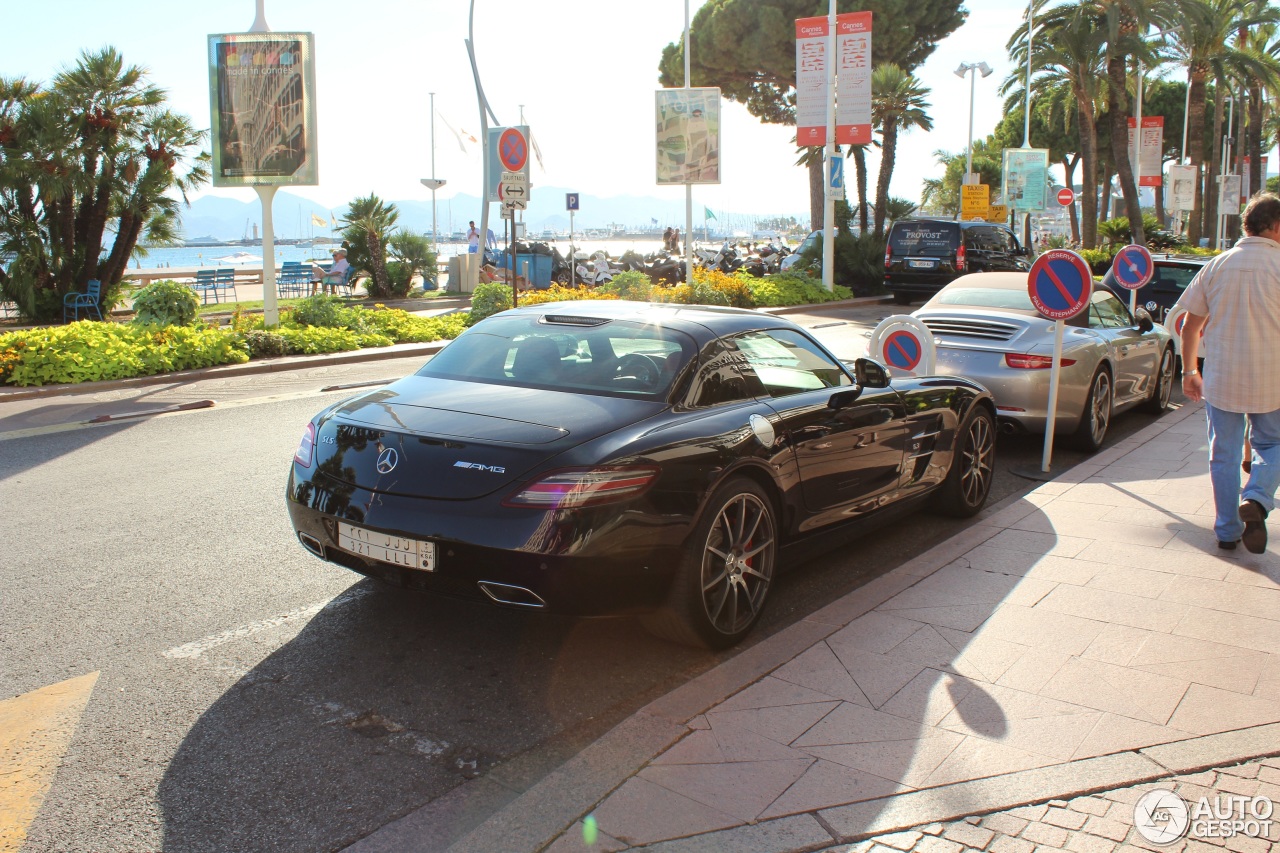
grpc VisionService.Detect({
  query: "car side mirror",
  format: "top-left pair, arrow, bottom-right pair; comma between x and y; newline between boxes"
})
828,388 -> 863,409
1134,307 -> 1154,333
1017,246 -> 1031,256
854,357 -> 891,388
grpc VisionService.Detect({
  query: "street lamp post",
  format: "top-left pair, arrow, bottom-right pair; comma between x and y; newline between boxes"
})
955,61 -> 993,182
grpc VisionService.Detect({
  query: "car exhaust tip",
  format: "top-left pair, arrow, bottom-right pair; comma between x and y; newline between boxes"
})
298,532 -> 325,559
478,581 -> 546,609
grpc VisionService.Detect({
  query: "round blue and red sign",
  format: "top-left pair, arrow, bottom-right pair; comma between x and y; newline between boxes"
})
1028,250 -> 1093,321
498,128 -> 528,172
882,330 -> 923,371
1111,244 -> 1154,290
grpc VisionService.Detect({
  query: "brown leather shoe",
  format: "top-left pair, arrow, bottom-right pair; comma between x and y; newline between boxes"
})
1218,539 -> 1240,551
1240,500 -> 1268,554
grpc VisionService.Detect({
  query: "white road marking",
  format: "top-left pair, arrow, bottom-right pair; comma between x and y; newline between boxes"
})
162,587 -> 371,659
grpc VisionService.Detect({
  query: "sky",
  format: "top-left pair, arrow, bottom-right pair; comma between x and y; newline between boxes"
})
7,1 -> 1275,229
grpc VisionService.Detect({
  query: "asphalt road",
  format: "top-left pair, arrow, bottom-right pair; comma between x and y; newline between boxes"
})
0,301 -> 1189,852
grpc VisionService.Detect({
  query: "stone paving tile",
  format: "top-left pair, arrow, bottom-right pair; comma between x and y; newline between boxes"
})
960,547 -> 1102,586
712,675 -> 844,714
1165,683 -> 1280,735
1083,566 -> 1177,601
983,529 -> 1094,558
759,759 -> 908,819
1069,713 -> 1195,760
800,731 -> 965,788
1072,541 -> 1232,581
1036,585 -> 1190,633
588,777 -> 743,847
842,757 -> 1280,853
976,604 -> 1105,657
1039,657 -> 1190,724
772,642 -> 874,707
877,564 -> 1057,612
704,700 -> 840,746
638,758 -> 814,822
1010,512 -> 1180,549
1159,576 -> 1280,622
825,644 -> 930,709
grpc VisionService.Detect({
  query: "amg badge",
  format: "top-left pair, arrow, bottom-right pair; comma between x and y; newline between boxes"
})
454,461 -> 506,473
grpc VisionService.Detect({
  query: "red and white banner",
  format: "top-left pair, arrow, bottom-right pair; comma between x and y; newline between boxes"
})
1127,116 -> 1164,187
795,16 -> 829,146
835,12 -> 872,145
795,13 -> 873,147
1242,156 -> 1268,202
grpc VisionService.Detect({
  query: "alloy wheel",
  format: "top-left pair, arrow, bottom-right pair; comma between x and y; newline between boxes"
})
960,414 -> 995,506
700,493 -> 775,637
1089,372 -> 1112,445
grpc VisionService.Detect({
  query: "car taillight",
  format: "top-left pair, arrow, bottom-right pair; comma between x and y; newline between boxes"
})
503,466 -> 660,509
884,243 -> 893,269
294,422 -> 316,467
1004,353 -> 1078,369
955,243 -> 967,271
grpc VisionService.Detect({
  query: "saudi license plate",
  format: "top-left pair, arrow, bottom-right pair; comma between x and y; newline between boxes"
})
337,522 -> 436,572
907,259 -> 937,269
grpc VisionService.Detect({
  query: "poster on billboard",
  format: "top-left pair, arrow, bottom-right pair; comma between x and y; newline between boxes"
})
1168,164 -> 1197,211
795,16 -> 829,146
835,12 -> 872,145
1127,117 -> 1164,187
655,88 -> 721,185
208,33 -> 318,187
1002,148 -> 1049,211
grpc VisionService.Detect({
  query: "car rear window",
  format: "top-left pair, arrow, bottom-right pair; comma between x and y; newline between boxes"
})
1153,264 -> 1201,291
934,287 -> 1035,311
417,313 -> 695,399
890,222 -> 959,256
964,226 -> 1016,252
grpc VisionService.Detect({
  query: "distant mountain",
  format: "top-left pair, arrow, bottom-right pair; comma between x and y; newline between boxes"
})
179,188 -> 804,241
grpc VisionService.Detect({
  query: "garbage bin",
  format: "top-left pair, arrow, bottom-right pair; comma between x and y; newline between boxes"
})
496,252 -> 552,288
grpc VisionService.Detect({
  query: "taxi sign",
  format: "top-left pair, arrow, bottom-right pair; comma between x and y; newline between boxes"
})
988,204 -> 1009,221
1111,244 -> 1154,290
961,184 -> 990,221
1028,250 -> 1092,320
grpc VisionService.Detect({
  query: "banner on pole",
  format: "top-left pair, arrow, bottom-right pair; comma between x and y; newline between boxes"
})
1127,117 -> 1164,187
1002,148 -> 1049,211
655,88 -> 721,185
795,16 -> 830,146
835,12 -> 872,145
208,32 -> 319,186
1241,156 -> 1268,202
1168,164 -> 1197,212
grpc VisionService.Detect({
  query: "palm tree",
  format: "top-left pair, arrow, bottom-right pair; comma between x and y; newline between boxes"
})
1164,0 -> 1280,244
1007,1 -> 1109,248
340,195 -> 399,298
870,64 -> 933,239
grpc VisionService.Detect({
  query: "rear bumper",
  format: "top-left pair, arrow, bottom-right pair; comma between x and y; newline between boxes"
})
285,474 -> 683,616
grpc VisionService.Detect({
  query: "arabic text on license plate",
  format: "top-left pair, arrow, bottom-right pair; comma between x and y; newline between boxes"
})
337,522 -> 435,572
908,259 -> 936,269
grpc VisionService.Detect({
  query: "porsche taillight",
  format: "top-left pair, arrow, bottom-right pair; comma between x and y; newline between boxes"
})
884,243 -> 893,269
955,243 -> 967,272
503,466 -> 660,509
1004,353 -> 1078,369
294,422 -> 316,467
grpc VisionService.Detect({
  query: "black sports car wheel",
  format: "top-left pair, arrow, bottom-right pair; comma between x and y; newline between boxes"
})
1141,345 -> 1175,414
642,478 -> 777,649
892,292 -> 913,305
1071,366 -> 1113,452
933,406 -> 996,518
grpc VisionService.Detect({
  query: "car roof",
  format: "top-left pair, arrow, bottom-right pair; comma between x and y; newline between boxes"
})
506,299 -> 805,340
938,272 -> 1029,290
891,218 -> 1010,231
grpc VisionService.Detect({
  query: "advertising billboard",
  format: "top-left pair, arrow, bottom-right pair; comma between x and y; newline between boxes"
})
795,13 -> 873,147
655,88 -> 721,185
1002,148 -> 1049,211
208,32 -> 318,187
1127,117 -> 1164,187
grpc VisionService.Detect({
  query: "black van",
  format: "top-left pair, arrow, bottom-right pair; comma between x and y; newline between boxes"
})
884,218 -> 1032,304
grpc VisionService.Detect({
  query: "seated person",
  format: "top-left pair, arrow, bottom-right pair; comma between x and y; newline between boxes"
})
480,263 -> 530,290
311,248 -> 350,295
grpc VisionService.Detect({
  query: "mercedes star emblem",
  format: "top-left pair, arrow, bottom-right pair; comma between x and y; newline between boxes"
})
376,447 -> 399,474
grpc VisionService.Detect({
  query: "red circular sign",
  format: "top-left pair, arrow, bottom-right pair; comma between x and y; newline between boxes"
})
883,330 -> 923,371
498,128 -> 528,172
1028,250 -> 1093,320
1057,188 -> 1075,206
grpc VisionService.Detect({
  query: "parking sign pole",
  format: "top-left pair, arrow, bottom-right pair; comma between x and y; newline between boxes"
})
1042,320 -> 1065,473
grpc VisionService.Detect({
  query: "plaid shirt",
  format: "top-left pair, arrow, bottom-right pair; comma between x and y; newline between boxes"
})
1180,235 -> 1280,413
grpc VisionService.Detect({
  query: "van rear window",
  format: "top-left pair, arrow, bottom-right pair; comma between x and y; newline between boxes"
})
891,223 -> 959,255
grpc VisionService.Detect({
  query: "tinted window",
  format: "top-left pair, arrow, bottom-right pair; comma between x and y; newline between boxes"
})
965,226 -> 1016,252
890,222 -> 960,256
689,339 -> 763,407
1153,264 -> 1200,292
734,329 -> 852,398
419,313 -> 694,398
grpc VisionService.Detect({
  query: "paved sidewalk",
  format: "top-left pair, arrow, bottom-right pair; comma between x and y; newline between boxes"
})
346,400 -> 1280,853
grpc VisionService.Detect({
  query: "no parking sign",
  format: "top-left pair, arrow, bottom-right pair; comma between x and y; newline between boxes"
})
1111,244 -> 1154,290
1028,250 -> 1093,320
868,315 -> 936,375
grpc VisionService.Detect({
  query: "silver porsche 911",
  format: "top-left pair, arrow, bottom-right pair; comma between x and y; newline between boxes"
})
914,272 -> 1175,451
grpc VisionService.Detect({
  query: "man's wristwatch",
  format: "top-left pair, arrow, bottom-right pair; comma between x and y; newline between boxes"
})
1183,369 -> 1199,376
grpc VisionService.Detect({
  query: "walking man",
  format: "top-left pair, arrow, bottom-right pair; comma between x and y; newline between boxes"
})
1180,193 -> 1280,553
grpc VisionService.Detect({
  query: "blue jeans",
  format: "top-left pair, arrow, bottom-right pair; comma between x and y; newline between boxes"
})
1205,403 -> 1280,541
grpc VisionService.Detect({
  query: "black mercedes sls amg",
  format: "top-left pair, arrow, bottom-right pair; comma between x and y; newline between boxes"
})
287,300 -> 995,648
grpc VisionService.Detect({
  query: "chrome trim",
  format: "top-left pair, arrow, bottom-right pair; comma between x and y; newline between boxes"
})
298,532 -> 325,558
478,581 -> 547,609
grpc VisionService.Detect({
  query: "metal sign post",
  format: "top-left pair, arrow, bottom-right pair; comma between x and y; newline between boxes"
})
1019,250 -> 1094,478
566,193 -> 579,287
